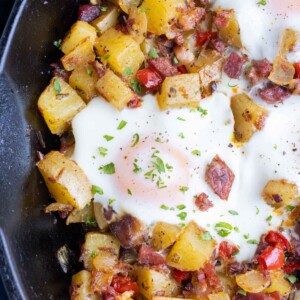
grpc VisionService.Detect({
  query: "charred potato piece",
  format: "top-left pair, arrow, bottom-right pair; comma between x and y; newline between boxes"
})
61,39 -> 95,71
214,8 -> 242,48
71,270 -> 99,300
69,64 -> 99,102
166,221 -> 216,271
38,77 -> 86,135
91,6 -> 119,34
95,69 -> 136,110
268,55 -> 295,86
236,270 -> 271,293
279,28 -> 299,56
208,293 -> 230,300
231,93 -> 268,143
94,28 -> 144,75
157,74 -> 201,110
137,267 -> 179,299
151,222 -> 181,251
262,179 -> 298,208
128,7 -> 147,44
37,151 -> 92,209
82,232 -> 120,271
264,270 -> 291,296
61,21 -> 97,55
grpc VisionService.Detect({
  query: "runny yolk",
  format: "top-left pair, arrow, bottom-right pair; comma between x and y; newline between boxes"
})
115,138 -> 190,205
270,0 -> 300,13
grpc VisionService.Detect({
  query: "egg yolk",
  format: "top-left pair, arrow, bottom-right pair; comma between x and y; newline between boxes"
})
115,138 -> 190,204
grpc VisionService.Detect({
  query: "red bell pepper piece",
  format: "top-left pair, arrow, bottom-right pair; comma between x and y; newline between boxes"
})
283,259 -> 300,274
111,276 -> 139,296
136,68 -> 162,89
265,231 -> 291,251
257,246 -> 284,270
218,241 -> 239,259
196,31 -> 218,46
171,269 -> 191,283
294,62 -> 300,79
177,65 -> 188,74
127,95 -> 142,108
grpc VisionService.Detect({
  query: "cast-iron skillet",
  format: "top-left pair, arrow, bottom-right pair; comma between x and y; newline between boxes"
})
0,0 -> 88,298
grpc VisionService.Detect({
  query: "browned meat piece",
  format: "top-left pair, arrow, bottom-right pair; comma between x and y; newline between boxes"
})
156,36 -> 174,57
209,38 -> 227,54
78,5 -> 100,22
138,245 -> 166,265
194,193 -> 213,211
223,52 -> 247,79
50,62 -> 71,81
214,10 -> 232,29
245,59 -> 273,85
148,57 -> 179,78
205,155 -> 235,200
259,85 -> 291,103
178,7 -> 206,31
109,214 -> 145,248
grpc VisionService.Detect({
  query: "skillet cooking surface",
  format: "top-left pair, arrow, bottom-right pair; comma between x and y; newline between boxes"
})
0,0 -> 88,298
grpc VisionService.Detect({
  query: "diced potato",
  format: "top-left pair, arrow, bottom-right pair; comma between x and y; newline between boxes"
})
66,203 -> 94,225
139,0 -> 187,36
69,64 -> 99,102
137,267 -> 179,299
236,270 -> 271,293
93,202 -> 109,231
61,21 -> 97,55
268,55 -> 295,86
214,8 -> 242,48
71,270 -> 99,300
94,28 -> 144,75
231,93 -> 268,143
218,273 -> 237,299
91,270 -> 114,294
128,7 -> 147,44
153,298 -> 193,300
38,77 -> 86,135
61,39 -> 95,71
157,74 -> 201,110
93,251 -> 117,271
264,270 -> 291,296
95,69 -> 135,110
166,221 -> 216,271
279,29 -> 299,56
262,179 -> 298,208
116,291 -> 135,300
37,151 -> 92,209
113,0 -> 141,14
208,292 -> 230,300
151,222 -> 181,251
91,6 -> 119,34
44,202 -> 73,214
186,50 -> 223,96
82,232 -> 120,271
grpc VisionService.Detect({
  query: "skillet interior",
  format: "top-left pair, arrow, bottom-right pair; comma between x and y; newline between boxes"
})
0,0 -> 88,298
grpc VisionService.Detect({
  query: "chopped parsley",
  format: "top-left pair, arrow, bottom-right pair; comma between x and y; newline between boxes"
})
285,274 -> 297,284
122,67 -> 133,77
215,222 -> 233,237
138,7 -> 150,13
177,212 -> 187,221
87,68 -> 93,77
286,205 -> 295,212
176,204 -> 186,210
117,120 -> 127,130
192,149 -> 201,156
91,251 -> 97,258
178,132 -> 185,139
100,6 -> 108,12
257,0 -> 267,6
152,156 -> 165,174
179,186 -> 189,193
273,144 -> 278,150
237,290 -> 247,296
200,231 -> 212,241
98,54 -> 111,60
197,106 -> 208,117
99,162 -> 115,174
86,216 -> 97,226
173,56 -> 179,65
234,226 -> 240,233
130,79 -> 142,95
53,39 -> 62,49
228,210 -> 239,216
108,198 -> 116,205
247,239 -> 259,245
256,207 -> 260,215
160,204 -> 169,210
103,135 -> 114,141
98,147 -> 108,157
53,79 -> 61,94
266,215 -> 273,222
243,234 -> 249,239
177,117 -> 186,121
131,133 -> 140,147
133,162 -> 142,174
148,48 -> 159,58
127,189 -> 132,195
92,185 -> 104,195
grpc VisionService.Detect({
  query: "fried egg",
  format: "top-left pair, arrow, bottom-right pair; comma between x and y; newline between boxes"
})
72,0 -> 300,261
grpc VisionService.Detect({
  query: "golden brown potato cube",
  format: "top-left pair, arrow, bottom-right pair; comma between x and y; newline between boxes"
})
137,267 -> 179,299
208,293 -> 230,300
91,6 -> 119,34
153,298 -> 193,300
95,69 -> 135,110
71,270 -> 99,300
231,93 -> 268,143
268,55 -> 295,86
38,77 -> 86,135
157,74 -> 201,110
94,28 -> 144,75
111,0 -> 140,14
279,29 -> 299,56
69,64 -> 99,102
214,8 -> 242,48
139,0 -> 187,36
236,270 -> 271,293
262,179 -> 298,208
82,232 -> 120,271
166,221 -> 216,271
66,202 -> 94,225
91,270 -> 114,294
264,270 -> 291,296
37,151 -> 92,209
128,7 -> 147,44
61,21 -> 97,55
61,39 -> 95,71
186,50 -> 223,96
151,222 -> 181,251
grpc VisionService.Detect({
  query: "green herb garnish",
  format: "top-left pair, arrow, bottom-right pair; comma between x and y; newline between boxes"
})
103,135 -> 114,141
99,163 -> 115,174
92,185 -> 104,195
148,48 -> 159,58
117,120 -> 127,130
53,79 -> 61,94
